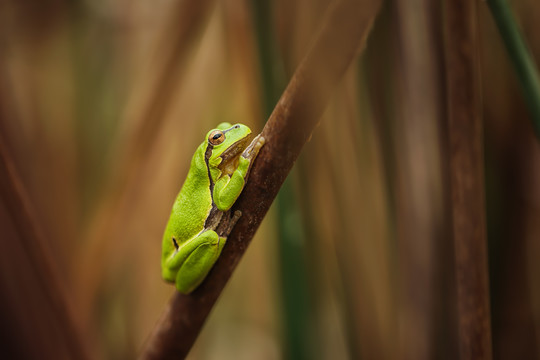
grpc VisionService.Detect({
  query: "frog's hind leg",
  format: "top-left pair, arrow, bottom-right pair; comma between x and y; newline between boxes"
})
175,230 -> 226,294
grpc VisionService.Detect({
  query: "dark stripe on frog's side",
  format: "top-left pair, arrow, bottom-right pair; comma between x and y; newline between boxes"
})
204,143 -> 215,201
204,142 -> 222,230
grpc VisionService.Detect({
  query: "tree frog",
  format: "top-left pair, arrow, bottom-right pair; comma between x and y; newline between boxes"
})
161,122 -> 265,294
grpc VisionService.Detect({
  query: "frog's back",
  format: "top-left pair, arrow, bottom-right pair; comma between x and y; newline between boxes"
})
165,144 -> 213,243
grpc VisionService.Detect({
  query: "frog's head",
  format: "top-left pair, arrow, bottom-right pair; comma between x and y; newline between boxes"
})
205,123 -> 254,176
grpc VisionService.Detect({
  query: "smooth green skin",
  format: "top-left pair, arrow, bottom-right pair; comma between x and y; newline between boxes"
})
161,122 -> 261,294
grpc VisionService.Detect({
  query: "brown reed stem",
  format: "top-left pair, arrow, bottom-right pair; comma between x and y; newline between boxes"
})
444,1 -> 493,359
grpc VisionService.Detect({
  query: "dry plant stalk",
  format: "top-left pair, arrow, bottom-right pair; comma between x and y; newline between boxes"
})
393,0 -> 449,358
140,0 -> 382,358
444,1 -> 493,359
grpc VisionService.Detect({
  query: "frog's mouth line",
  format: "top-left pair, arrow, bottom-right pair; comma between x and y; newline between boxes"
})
217,133 -> 254,176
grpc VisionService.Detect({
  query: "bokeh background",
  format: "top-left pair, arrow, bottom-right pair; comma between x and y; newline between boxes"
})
1,0 -> 539,359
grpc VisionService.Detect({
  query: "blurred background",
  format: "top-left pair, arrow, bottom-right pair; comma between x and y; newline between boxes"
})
0,0 -> 539,359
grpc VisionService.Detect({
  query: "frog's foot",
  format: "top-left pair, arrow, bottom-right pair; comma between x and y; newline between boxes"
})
216,210 -> 242,238
242,135 -> 265,160
225,210 -> 242,235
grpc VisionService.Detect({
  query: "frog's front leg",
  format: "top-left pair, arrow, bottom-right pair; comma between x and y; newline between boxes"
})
213,135 -> 265,211
167,230 -> 226,294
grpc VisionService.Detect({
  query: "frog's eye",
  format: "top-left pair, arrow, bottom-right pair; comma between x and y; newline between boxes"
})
208,130 -> 225,145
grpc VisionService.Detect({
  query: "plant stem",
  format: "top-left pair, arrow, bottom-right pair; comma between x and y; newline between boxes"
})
444,1 -> 493,359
